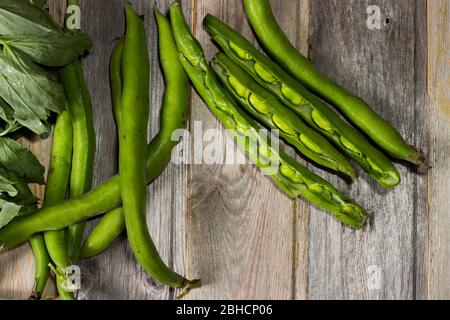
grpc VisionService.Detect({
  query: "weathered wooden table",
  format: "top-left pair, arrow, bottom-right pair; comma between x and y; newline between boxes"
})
1,0 -> 448,300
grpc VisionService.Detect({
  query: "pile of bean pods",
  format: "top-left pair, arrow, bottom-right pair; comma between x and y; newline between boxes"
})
0,0 -> 426,300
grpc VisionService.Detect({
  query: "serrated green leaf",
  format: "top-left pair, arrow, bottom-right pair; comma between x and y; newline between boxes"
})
0,137 -> 45,184
0,46 -> 65,135
0,0 -> 56,35
0,30 -> 93,66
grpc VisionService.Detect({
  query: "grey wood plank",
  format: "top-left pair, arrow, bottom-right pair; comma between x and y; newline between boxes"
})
306,0 -> 429,299
427,0 -> 450,300
266,0 -> 312,300
411,0 -> 429,300
185,0 -> 295,300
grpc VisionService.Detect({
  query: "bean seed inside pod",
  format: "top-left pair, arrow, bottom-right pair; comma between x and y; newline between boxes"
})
340,136 -> 362,156
222,113 -> 237,130
366,157 -> 383,173
280,164 -> 304,184
299,134 -> 322,154
249,94 -> 271,115
258,144 -> 272,159
236,123 -> 248,133
229,42 -> 252,61
228,75 -> 249,98
311,109 -> 334,133
308,184 -> 324,194
272,114 -> 297,135
341,204 -> 357,215
254,62 -> 277,84
280,84 -> 306,106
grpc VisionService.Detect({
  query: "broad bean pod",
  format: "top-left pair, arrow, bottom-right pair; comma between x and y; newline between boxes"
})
59,60 -> 96,263
42,110 -> 75,300
59,0 -> 96,263
28,235 -> 50,299
118,5 -> 199,296
80,8 -> 191,260
170,2 -> 367,229
211,52 -> 357,179
203,15 -> 401,189
243,0 -> 425,166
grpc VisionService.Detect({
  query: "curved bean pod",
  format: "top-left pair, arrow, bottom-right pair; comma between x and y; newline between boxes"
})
80,8 -> 192,260
243,0 -> 424,166
203,15 -> 401,189
170,2 -> 367,228
211,52 -> 357,179
77,38 -> 125,260
119,5 -> 199,295
0,122 -> 194,250
42,110 -> 75,300
59,51 -> 96,264
79,207 -> 125,260
28,234 -> 51,299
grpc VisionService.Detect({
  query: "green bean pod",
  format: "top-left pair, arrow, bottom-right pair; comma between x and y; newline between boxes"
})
77,38 -> 125,260
243,0 -> 424,166
170,2 -> 367,229
0,109 -> 195,252
211,52 -> 357,179
0,175 -> 121,250
80,8 -> 192,260
118,5 -> 199,295
203,15 -> 401,189
28,234 -> 51,299
58,59 -> 96,263
79,207 -> 125,260
42,110 -> 75,300
110,38 -> 124,126
58,0 -> 96,263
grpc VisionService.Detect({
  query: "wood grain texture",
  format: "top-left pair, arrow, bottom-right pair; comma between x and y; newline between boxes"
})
427,0 -> 450,300
306,0 -> 429,299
